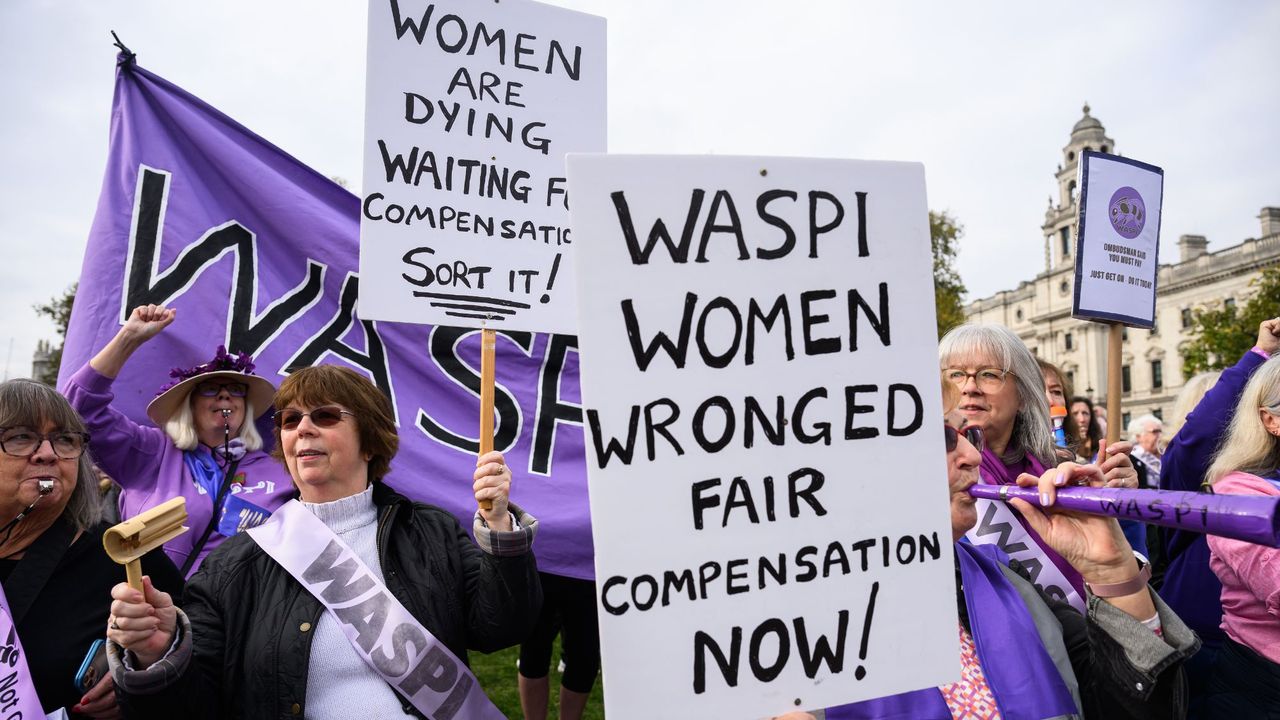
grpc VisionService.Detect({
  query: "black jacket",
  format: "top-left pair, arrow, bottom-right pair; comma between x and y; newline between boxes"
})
123,482 -> 540,719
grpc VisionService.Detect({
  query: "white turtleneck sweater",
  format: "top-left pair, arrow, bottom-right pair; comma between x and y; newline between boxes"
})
300,485 -> 409,718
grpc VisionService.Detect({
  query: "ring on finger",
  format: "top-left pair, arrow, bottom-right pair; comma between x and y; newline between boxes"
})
109,617 -> 120,631
494,464 -> 506,475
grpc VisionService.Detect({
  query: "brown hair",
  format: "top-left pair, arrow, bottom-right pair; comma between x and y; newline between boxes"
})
271,366 -> 398,481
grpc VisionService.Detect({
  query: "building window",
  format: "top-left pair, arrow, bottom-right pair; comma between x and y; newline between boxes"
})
1181,308 -> 1193,328
1150,321 -> 1159,336
1016,308 -> 1024,321
1060,280 -> 1070,295
1225,298 -> 1236,312
1065,332 -> 1074,350
1068,180 -> 1078,205
1122,412 -> 1131,428
1122,365 -> 1132,394
1122,327 -> 1129,342
1067,370 -> 1075,389
1153,408 -> 1163,420
1101,144 -> 1109,153
1152,360 -> 1163,389
1060,227 -> 1071,257
1068,151 -> 1076,161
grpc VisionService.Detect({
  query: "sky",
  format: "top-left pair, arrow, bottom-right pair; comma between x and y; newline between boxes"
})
2,1 -> 1277,379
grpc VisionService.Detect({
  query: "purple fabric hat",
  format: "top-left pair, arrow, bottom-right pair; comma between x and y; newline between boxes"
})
145,346 -> 276,425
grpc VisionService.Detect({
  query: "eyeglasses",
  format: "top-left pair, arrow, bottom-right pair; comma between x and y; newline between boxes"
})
273,406 -> 355,430
0,427 -> 91,459
943,367 -> 1012,393
944,423 -> 984,453
195,381 -> 249,398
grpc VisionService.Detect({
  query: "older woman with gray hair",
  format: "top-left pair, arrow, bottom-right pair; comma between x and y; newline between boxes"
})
0,379 -> 181,717
939,323 -> 1137,612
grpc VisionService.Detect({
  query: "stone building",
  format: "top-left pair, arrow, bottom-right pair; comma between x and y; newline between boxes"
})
964,105 -> 1280,428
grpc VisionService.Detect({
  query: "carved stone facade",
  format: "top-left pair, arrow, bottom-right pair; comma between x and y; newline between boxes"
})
964,105 -> 1280,427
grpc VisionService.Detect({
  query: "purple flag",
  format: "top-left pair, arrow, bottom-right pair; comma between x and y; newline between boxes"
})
61,57 -> 593,579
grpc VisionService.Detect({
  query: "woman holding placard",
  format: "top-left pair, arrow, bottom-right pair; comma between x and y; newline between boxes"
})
1198,356 -> 1280,714
104,365 -> 541,719
938,324 -> 1138,612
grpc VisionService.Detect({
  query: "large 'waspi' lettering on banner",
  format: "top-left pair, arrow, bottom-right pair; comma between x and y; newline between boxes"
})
567,155 -> 961,718
61,59 -> 595,581
359,0 -> 606,332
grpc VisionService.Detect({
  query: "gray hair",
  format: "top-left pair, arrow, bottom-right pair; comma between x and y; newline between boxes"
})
1208,357 -> 1280,484
0,379 -> 101,531
1127,414 -> 1162,441
938,324 -> 1056,467
164,397 -> 262,451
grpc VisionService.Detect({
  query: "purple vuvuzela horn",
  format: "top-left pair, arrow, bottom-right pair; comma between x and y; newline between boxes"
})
968,484 -> 1280,548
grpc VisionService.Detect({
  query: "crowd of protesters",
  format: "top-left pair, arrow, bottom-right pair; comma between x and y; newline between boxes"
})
4,305 -> 1279,718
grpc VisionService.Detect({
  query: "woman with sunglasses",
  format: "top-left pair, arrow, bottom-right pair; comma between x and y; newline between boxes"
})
789,383 -> 1198,719
104,364 -> 539,719
65,304 -> 296,576
939,323 -> 1138,613
0,379 -> 182,717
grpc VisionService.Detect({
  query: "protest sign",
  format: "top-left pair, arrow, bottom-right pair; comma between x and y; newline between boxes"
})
567,155 -> 960,718
1072,151 -> 1164,327
359,0 -> 605,333
62,59 -> 595,581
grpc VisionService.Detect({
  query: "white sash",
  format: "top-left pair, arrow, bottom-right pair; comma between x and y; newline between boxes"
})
966,494 -> 1087,612
248,500 -> 504,720
0,583 -> 50,718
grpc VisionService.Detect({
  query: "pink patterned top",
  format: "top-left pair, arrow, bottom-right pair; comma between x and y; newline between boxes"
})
939,623 -> 1002,719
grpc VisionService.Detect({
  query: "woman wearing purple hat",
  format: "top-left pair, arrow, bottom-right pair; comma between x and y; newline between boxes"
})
64,304 -> 295,576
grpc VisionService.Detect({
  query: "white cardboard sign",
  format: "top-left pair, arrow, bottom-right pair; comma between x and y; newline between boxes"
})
359,0 -> 605,332
1072,151 -> 1164,327
567,155 -> 960,719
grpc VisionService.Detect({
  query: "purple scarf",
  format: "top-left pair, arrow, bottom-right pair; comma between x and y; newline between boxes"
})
827,543 -> 1079,719
977,449 -> 1086,601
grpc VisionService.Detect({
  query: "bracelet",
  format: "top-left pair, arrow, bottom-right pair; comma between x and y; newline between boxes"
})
1085,563 -> 1151,598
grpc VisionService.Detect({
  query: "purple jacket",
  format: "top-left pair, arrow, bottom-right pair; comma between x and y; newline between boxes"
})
65,364 -> 296,575
1159,349 -> 1267,647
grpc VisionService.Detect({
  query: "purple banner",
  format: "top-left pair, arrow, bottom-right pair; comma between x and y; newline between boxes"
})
968,484 -> 1280,547
60,59 -> 593,579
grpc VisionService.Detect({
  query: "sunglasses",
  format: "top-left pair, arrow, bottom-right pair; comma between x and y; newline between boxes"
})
944,423 -> 984,452
273,406 -> 355,430
195,381 -> 249,398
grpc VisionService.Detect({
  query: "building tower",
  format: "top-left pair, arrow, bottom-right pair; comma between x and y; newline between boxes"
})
1043,104 -> 1115,272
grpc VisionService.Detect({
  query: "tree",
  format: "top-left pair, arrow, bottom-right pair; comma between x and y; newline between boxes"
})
931,210 -> 968,339
33,282 -> 76,386
1181,266 -> 1280,374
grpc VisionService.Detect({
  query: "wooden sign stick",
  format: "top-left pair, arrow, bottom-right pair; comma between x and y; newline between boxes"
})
478,327 -> 497,511
1105,322 -> 1123,445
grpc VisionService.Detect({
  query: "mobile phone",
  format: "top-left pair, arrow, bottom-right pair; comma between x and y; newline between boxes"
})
73,639 -> 107,694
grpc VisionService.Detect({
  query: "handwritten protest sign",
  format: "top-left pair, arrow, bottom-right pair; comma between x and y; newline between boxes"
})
1072,151 -> 1164,327
567,155 -> 960,718
359,0 -> 605,332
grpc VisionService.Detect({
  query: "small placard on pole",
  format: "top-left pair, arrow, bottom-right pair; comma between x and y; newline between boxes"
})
1072,150 -> 1164,328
